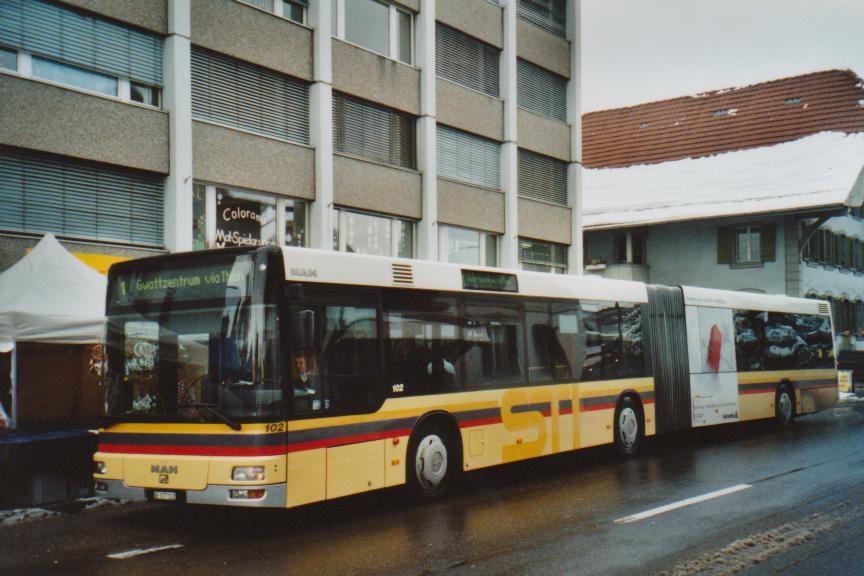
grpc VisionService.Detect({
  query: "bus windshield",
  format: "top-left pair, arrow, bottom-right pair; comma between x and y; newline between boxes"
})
104,251 -> 281,422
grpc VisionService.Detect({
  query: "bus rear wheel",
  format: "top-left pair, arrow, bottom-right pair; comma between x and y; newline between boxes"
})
614,396 -> 643,457
776,384 -> 795,427
407,421 -> 458,499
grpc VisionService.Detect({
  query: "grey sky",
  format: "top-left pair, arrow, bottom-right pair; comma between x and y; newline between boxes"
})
581,0 -> 864,112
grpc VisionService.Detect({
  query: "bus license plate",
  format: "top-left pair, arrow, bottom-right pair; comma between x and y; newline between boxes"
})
153,490 -> 177,502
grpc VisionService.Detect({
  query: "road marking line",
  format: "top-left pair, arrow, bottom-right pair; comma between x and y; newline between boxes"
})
614,484 -> 752,524
107,544 -> 184,559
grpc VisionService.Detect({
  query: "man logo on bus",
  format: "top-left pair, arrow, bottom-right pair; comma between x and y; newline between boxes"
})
151,464 -> 178,475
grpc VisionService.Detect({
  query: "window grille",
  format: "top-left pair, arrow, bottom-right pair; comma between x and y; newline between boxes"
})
518,149 -> 567,205
191,47 -> 309,144
0,151 -> 163,247
517,0 -> 566,38
436,23 -> 500,97
437,125 -> 500,188
0,0 -> 162,85
517,58 -> 568,122
332,93 -> 416,169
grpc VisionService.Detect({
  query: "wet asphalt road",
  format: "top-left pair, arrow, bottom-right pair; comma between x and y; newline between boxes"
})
3,402 -> 864,576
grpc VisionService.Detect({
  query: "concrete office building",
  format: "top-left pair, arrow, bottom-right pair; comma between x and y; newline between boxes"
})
0,0 -> 583,275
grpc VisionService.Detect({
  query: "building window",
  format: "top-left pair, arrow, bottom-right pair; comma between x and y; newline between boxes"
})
0,151 -> 163,247
0,0 -> 162,105
439,225 -> 498,266
717,223 -> 775,265
437,125 -> 501,189
736,225 -> 761,263
191,47 -> 310,144
334,209 -> 414,258
332,93 -> 417,169
435,24 -> 500,97
518,148 -> 567,205
517,0 -> 566,38
613,231 -> 646,265
332,0 -> 413,64
517,59 -> 568,123
192,182 -> 307,249
0,46 -> 17,71
237,0 -> 306,24
519,238 -> 568,274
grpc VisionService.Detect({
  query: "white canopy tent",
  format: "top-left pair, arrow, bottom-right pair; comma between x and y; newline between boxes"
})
0,234 -> 106,344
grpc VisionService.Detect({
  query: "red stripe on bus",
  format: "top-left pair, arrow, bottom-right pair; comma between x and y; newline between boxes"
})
286,428 -> 414,453
458,417 -> 503,429
97,444 -> 286,457
739,388 -> 775,395
580,403 -> 615,412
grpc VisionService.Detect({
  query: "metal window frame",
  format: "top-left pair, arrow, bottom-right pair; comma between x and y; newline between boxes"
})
335,208 -> 416,258
332,0 -> 413,64
438,224 -> 499,266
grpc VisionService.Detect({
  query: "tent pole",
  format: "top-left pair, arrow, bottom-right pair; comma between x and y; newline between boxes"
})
10,342 -> 17,429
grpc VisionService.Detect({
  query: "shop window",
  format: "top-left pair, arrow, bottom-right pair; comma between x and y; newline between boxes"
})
439,225 -> 498,266
192,182 -> 307,250
333,0 -> 413,64
334,209 -> 414,258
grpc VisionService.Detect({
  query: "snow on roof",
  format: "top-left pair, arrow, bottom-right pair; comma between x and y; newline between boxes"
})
583,131 -> 864,229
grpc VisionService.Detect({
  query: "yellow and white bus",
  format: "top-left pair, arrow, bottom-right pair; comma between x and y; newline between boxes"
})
93,246 -> 837,507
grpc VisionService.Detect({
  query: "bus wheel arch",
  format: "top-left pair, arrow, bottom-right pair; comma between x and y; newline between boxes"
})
406,412 -> 462,499
776,381 -> 796,427
614,393 -> 644,457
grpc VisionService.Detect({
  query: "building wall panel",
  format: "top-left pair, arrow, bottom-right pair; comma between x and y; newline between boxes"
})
332,39 -> 420,115
438,178 -> 505,233
518,109 -> 570,161
0,76 -> 168,173
437,79 -> 504,141
437,0 -> 503,47
334,155 -> 422,219
192,121 -> 315,199
191,0 -> 313,81
518,198 -> 571,244
59,0 -> 167,34
516,18 -> 569,78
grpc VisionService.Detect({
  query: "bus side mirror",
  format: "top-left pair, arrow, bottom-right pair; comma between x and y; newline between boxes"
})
290,310 -> 316,351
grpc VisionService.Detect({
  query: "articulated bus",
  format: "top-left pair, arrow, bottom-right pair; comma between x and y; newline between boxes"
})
93,246 -> 838,507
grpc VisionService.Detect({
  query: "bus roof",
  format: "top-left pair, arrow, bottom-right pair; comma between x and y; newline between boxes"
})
280,247 -> 650,303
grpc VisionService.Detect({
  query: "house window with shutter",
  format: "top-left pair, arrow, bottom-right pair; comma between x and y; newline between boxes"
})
717,222 -> 775,266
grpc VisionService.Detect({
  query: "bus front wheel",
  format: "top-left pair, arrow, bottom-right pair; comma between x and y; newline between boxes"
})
614,396 -> 643,457
776,384 -> 795,427
407,421 -> 458,499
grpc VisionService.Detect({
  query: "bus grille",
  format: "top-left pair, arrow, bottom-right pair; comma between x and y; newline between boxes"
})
392,263 -> 414,285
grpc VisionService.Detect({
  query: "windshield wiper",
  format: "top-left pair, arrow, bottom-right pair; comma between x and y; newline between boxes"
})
178,403 -> 242,431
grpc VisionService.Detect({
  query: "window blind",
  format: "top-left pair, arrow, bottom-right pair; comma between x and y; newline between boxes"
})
517,0 -> 566,38
332,93 -> 416,169
0,0 -> 163,85
0,151 -> 164,247
436,23 -> 500,97
437,125 -> 500,189
517,58 -> 567,122
519,238 -> 568,268
191,47 -> 310,144
518,149 -> 567,205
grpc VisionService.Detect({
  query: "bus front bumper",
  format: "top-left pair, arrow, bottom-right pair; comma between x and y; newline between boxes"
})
94,479 -> 287,507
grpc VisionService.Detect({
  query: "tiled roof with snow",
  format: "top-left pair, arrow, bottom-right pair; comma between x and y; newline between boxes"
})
583,131 -> 864,229
583,69 -> 864,169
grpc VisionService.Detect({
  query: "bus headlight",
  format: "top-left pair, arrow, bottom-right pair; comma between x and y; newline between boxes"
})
232,466 -> 265,481
94,461 -> 107,475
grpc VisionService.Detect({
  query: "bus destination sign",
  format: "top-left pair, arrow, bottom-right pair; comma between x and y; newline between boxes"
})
461,270 -> 518,293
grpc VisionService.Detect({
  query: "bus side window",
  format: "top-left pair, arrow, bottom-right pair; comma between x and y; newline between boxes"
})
551,306 -> 586,382
383,293 -> 461,396
463,300 -> 524,388
526,303 -> 553,383
619,303 -> 645,377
